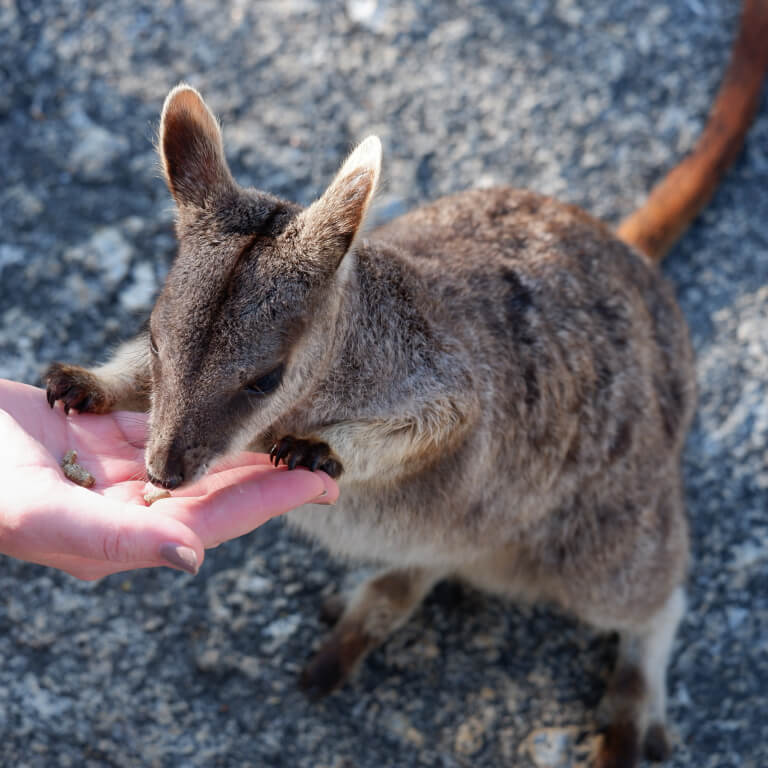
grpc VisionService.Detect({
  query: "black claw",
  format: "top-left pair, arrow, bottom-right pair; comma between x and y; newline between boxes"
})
63,403 -> 70,415
46,389 -> 55,408
274,439 -> 288,463
270,436 -> 341,475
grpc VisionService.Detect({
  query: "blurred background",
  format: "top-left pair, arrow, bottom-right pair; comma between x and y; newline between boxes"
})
0,1 -> 767,766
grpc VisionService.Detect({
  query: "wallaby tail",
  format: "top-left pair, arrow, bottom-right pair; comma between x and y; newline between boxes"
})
617,0 -> 768,263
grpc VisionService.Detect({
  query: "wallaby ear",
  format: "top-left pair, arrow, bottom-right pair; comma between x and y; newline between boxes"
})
298,136 -> 382,266
159,84 -> 234,208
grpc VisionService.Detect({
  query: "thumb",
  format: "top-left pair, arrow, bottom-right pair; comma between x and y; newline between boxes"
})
21,485 -> 205,574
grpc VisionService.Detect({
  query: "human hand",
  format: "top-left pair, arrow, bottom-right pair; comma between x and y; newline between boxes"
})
0,378 -> 338,580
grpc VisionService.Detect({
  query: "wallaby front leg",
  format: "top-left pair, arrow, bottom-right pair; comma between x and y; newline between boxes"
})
45,333 -> 152,414
300,566 -> 445,698
280,395 -> 476,483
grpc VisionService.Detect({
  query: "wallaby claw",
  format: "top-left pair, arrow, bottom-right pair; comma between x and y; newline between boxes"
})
270,435 -> 343,478
44,363 -> 108,414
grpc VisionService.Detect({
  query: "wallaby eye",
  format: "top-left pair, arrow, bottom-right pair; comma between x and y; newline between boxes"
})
149,333 -> 159,356
245,364 -> 284,396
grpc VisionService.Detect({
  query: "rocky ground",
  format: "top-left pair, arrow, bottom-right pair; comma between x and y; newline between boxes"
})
1,1 -> 767,766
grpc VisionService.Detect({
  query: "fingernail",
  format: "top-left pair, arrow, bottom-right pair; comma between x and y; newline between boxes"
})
160,543 -> 199,575
311,489 -> 336,506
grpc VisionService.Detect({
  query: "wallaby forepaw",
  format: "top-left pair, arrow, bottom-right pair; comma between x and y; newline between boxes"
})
45,363 -> 110,415
270,435 -> 343,478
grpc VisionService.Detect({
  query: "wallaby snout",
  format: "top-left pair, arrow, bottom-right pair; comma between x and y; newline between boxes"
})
146,438 -> 186,489
145,402 -> 220,489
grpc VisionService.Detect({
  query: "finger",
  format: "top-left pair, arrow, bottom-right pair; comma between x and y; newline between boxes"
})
164,467 -> 332,548
148,463 -> 279,500
208,451 -> 274,472
17,483 -> 205,574
309,470 -> 340,505
160,460 -> 338,499
21,553 -> 174,581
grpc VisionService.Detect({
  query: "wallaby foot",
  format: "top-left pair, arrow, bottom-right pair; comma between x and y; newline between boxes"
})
643,722 -> 672,763
270,435 -> 344,477
319,593 -> 347,625
596,587 -> 684,767
45,362 -> 111,414
300,567 -> 442,698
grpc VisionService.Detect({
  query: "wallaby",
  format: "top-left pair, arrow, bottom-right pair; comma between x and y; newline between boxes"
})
44,2 -> 768,766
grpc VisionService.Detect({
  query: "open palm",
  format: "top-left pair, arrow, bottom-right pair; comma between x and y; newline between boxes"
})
0,379 -> 337,580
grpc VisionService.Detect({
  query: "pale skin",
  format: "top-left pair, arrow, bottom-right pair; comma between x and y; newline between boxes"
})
0,378 -> 338,581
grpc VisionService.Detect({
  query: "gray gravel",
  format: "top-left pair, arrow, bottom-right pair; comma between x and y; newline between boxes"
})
1,1 -> 767,766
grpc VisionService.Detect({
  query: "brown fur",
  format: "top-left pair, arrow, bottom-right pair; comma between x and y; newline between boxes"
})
617,0 -> 768,261
43,8 -> 766,764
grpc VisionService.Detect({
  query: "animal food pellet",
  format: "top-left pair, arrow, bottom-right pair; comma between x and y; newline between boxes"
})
143,485 -> 171,505
60,449 -> 95,488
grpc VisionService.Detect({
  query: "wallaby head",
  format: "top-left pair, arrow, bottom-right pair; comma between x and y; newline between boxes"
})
145,85 -> 381,488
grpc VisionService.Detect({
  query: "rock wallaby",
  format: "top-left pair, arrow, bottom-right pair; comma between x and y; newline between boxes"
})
45,2 -> 768,765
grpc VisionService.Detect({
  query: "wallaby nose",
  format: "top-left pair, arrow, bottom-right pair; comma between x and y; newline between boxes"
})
147,470 -> 184,490
147,449 -> 185,489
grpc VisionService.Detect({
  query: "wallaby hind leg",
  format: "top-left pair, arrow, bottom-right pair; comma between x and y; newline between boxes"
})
597,587 -> 685,768
301,566 -> 444,698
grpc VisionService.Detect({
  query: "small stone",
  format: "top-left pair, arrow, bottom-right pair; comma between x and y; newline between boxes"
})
67,108 -> 129,182
236,574 -> 273,595
405,727 -> 424,748
120,262 -> 158,311
263,614 -> 301,639
523,727 -> 573,767
65,226 -> 133,288
262,614 -> 302,654
454,716 -> 486,756
520,726 -> 600,768
0,244 -> 25,270
90,228 -> 133,287
726,606 -> 748,630
383,711 -> 424,747
555,0 -> 584,26
346,0 -> 378,25
195,648 -> 221,672
236,655 -> 262,680
143,617 -> 164,632
65,273 -> 93,304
